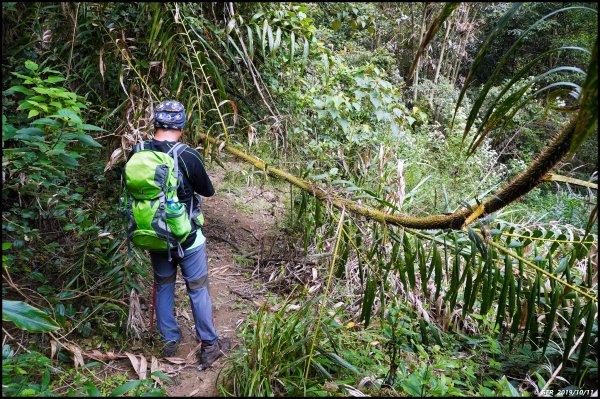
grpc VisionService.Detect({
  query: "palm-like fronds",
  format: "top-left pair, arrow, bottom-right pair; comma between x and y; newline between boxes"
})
453,5 -> 597,156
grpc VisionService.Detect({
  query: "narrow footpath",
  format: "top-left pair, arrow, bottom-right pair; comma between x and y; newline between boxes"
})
164,158 -> 289,397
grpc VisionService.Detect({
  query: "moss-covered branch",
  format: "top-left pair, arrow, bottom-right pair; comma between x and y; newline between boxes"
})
195,40 -> 597,231
196,114 -> 581,230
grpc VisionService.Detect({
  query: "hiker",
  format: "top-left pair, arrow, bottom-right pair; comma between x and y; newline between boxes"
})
138,99 -> 231,368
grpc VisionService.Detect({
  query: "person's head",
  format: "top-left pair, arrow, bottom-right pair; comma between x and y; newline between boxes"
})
153,100 -> 186,136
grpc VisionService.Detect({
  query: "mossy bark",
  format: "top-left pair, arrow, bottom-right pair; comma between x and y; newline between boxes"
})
196,116 -> 574,231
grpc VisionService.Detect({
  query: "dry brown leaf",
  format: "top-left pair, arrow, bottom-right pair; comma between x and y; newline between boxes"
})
185,342 -> 202,363
178,308 -> 191,322
164,357 -> 187,364
105,147 -> 124,171
87,350 -> 104,360
150,356 -> 160,383
174,3 -> 180,23
308,283 -> 321,294
125,352 -> 140,377
285,304 -> 301,312
64,343 -> 85,368
119,72 -> 128,97
84,350 -> 123,361
50,340 -> 58,360
99,46 -> 105,81
160,61 -> 166,80
42,29 -> 52,43
189,388 -> 200,396
228,100 -> 238,126
139,354 -> 147,380
248,125 -> 256,147
106,351 -> 123,359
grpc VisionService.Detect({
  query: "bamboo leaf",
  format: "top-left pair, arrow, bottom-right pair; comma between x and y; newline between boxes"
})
433,243 -> 443,300
403,236 -> 416,289
467,227 -> 487,258
569,38 -> 598,157
247,26 -> 254,60
262,20 -> 268,58
360,276 -> 377,327
267,24 -> 274,54
109,380 -> 141,397
316,347 -> 358,374
462,266 -> 474,318
532,81 -> 582,98
273,27 -> 281,54
448,251 -> 461,310
507,264 -> 516,328
474,46 -> 590,143
312,358 -> 333,379
522,275 -> 540,346
576,301 -> 596,377
562,295 -> 580,365
302,38 -> 309,71
417,240 -> 428,297
495,256 -> 513,332
452,3 -> 523,132
509,302 -> 522,349
480,251 -> 496,316
458,6 -> 596,151
541,285 -> 562,354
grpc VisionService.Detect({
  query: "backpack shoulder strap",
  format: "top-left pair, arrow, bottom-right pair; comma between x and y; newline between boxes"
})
168,144 -> 196,220
166,142 -> 184,156
168,143 -> 184,192
132,140 -> 149,154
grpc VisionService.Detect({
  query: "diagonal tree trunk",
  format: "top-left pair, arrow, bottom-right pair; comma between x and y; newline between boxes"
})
196,113 -> 584,231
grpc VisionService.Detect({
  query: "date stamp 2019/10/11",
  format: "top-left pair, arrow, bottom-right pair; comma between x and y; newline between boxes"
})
539,389 -> 595,397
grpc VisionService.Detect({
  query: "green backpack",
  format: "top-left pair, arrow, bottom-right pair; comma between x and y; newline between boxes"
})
123,141 -> 193,259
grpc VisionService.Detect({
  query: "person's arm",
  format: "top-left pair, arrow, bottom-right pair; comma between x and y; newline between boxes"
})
181,147 -> 214,197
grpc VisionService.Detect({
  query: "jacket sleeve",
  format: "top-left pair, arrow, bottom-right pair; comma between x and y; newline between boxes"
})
182,146 -> 215,197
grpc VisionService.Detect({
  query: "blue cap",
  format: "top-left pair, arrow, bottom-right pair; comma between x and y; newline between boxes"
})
154,100 -> 186,130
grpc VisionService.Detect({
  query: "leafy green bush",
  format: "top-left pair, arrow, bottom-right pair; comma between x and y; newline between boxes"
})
2,347 -> 56,397
3,61 -> 148,343
220,294 -> 369,397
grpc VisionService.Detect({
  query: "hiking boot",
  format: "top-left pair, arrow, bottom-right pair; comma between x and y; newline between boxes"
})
199,337 -> 232,368
162,340 -> 179,357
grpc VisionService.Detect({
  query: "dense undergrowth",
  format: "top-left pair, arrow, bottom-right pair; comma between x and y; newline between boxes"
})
2,2 -> 598,397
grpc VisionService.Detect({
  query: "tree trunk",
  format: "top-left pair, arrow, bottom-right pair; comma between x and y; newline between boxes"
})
408,2 -> 415,78
434,18 -> 452,84
450,3 -> 472,86
413,3 -> 430,102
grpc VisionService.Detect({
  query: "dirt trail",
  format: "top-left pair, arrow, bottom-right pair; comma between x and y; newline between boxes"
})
163,159 -> 289,397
